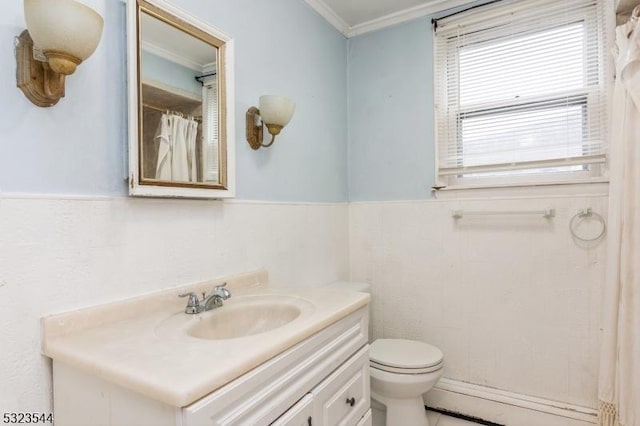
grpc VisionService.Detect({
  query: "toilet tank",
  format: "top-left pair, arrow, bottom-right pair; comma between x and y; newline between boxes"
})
326,281 -> 371,294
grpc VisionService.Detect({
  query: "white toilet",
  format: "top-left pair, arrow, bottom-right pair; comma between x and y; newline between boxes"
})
326,282 -> 444,426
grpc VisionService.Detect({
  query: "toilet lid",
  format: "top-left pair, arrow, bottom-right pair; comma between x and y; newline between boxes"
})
370,339 -> 443,370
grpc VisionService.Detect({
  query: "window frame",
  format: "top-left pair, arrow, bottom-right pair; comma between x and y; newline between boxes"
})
433,0 -> 611,191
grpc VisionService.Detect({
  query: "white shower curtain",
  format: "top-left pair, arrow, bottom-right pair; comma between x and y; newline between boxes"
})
598,15 -> 640,426
155,113 -> 171,181
170,114 -> 189,182
154,113 -> 199,182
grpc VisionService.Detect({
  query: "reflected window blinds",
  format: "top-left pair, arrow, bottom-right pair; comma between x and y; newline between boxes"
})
203,77 -> 219,182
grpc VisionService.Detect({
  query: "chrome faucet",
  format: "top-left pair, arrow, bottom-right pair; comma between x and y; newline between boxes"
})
204,283 -> 231,310
178,282 -> 231,314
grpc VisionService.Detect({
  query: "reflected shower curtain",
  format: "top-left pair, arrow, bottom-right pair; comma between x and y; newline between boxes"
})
155,113 -> 171,181
170,114 -> 189,182
155,113 -> 199,182
598,15 -> 640,426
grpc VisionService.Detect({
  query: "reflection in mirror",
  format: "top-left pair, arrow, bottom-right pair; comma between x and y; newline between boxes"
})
140,10 -> 217,184
137,1 -> 226,188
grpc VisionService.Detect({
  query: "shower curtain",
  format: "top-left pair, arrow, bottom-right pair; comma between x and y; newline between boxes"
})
155,113 -> 171,181
598,15 -> 640,426
155,113 -> 199,182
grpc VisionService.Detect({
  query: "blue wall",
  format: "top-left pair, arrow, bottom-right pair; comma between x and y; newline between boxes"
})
347,18 -> 435,201
346,1 -> 498,201
0,0 -> 348,202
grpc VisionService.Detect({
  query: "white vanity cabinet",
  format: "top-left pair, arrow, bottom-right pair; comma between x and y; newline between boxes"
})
272,345 -> 371,426
52,306 -> 370,426
271,394 -> 314,426
308,345 -> 370,426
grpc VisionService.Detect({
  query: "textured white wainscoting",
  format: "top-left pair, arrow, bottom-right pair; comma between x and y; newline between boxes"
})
0,195 -> 349,412
349,195 -> 607,414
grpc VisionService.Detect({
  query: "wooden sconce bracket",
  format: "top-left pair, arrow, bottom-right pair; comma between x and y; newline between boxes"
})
246,106 -> 264,150
16,30 -> 66,107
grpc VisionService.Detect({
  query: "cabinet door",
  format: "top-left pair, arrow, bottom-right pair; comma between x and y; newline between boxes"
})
271,394 -> 314,426
311,346 -> 370,426
356,409 -> 372,426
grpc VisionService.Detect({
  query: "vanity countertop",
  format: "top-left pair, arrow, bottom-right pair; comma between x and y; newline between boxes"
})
42,271 -> 369,408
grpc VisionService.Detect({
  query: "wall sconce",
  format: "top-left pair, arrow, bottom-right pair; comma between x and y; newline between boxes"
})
16,0 -> 104,107
246,95 -> 296,150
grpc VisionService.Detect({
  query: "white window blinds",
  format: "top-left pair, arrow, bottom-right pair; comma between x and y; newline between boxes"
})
434,0 -> 610,185
202,76 -> 219,183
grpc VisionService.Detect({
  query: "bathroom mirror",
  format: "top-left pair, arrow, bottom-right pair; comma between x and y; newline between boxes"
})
126,0 -> 235,198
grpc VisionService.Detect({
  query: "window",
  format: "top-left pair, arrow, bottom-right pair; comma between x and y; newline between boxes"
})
433,0 -> 610,188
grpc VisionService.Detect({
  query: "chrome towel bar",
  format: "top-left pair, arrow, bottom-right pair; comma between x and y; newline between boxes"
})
451,209 -> 555,219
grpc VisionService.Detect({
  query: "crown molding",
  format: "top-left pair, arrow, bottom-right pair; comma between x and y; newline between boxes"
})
304,0 -> 350,36
142,41 -> 205,72
305,0 -> 475,38
347,0 -> 474,37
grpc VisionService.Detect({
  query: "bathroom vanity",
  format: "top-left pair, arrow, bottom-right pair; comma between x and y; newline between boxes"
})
42,271 -> 371,425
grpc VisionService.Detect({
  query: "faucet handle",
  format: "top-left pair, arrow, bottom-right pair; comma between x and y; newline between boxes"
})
212,282 -> 231,300
179,292 -> 203,314
178,292 -> 200,307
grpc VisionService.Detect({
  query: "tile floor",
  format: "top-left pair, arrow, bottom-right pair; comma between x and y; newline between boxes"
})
373,407 -> 480,426
427,411 -> 478,426
428,411 -> 481,425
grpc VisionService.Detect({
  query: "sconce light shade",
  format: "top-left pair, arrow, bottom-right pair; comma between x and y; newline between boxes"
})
246,96 -> 296,150
24,0 -> 104,75
259,96 -> 295,128
16,0 -> 103,107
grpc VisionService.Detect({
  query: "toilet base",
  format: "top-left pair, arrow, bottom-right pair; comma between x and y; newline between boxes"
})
371,403 -> 386,426
371,392 -> 429,426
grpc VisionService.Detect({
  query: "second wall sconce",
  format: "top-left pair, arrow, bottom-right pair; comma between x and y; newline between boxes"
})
16,0 -> 104,107
246,95 -> 296,150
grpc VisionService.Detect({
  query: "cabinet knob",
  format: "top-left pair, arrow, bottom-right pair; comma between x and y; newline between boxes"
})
346,397 -> 355,407
307,416 -> 312,426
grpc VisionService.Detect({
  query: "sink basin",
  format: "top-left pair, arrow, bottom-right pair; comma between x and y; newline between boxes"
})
155,295 -> 315,341
188,299 -> 302,340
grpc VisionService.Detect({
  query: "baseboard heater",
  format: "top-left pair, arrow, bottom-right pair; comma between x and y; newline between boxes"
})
428,378 -> 598,424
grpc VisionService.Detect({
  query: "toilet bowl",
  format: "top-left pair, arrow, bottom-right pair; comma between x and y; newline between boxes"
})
325,282 -> 445,426
370,338 -> 443,426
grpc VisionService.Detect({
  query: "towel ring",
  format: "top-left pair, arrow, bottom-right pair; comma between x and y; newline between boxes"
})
569,208 -> 606,242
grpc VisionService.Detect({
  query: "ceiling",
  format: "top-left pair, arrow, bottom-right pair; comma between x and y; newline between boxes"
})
305,0 -> 474,37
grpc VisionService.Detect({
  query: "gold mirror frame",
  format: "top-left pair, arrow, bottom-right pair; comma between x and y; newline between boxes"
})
127,0 -> 235,198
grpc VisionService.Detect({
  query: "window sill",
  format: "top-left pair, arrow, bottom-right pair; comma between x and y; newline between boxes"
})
433,178 -> 609,200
